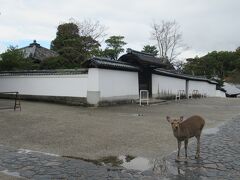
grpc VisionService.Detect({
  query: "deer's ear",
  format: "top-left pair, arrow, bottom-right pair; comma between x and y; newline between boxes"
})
166,116 -> 171,123
180,116 -> 184,122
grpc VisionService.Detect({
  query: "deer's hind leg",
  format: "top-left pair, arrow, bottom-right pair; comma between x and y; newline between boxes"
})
175,140 -> 182,162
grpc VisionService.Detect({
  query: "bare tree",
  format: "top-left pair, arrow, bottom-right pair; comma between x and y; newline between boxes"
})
151,20 -> 187,63
70,18 -> 107,43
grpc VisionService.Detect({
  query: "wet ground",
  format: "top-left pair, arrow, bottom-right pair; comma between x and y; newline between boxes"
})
0,97 -> 240,162
0,97 -> 240,179
0,115 -> 239,179
160,115 -> 240,180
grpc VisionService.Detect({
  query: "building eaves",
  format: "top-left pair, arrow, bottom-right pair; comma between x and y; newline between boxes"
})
0,69 -> 88,76
153,68 -> 218,84
84,57 -> 140,72
119,48 -> 167,68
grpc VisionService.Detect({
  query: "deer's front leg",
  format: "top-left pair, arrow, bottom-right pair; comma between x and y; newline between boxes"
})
184,139 -> 188,159
177,140 -> 181,160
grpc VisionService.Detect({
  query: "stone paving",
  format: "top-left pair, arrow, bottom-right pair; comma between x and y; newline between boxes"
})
0,116 -> 239,179
157,115 -> 240,180
0,145 -> 157,180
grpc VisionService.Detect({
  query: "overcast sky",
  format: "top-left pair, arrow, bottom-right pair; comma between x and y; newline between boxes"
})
0,0 -> 240,60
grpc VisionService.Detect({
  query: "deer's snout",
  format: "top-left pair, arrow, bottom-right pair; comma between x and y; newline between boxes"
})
172,124 -> 179,130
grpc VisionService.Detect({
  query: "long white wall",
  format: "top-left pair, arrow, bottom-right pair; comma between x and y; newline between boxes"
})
0,68 -> 221,105
0,74 -> 88,97
152,73 -> 218,97
188,80 -> 216,97
152,74 -> 186,96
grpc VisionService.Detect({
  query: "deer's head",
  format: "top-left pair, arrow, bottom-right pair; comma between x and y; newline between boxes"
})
166,116 -> 184,131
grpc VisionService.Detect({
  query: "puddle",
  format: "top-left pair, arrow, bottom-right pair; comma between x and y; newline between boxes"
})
203,127 -> 220,134
63,155 -> 152,171
1,170 -> 21,177
18,149 -> 59,157
119,155 -> 152,171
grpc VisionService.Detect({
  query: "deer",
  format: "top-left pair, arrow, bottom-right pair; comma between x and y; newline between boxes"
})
166,115 -> 205,161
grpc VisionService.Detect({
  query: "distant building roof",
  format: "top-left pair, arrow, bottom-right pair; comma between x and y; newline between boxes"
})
222,83 -> 240,96
118,48 -> 168,69
19,40 -> 58,62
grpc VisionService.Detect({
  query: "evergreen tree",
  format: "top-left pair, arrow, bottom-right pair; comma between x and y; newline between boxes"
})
141,45 -> 158,56
104,36 -> 127,60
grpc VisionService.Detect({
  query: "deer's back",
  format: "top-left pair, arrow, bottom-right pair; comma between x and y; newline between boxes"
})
179,115 -> 205,139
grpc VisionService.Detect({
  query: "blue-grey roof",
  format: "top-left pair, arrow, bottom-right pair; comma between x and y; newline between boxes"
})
19,40 -> 58,61
222,83 -> 240,96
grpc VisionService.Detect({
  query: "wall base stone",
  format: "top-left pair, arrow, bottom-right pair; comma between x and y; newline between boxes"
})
0,94 -> 88,106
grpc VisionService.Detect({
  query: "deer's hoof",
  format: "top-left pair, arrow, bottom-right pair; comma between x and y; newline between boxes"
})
175,157 -> 188,162
175,157 -> 181,162
195,155 -> 200,159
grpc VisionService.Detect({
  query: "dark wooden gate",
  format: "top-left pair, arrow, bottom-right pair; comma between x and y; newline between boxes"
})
138,69 -> 152,97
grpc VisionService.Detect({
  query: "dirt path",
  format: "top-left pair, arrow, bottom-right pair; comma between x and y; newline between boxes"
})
0,98 -> 239,160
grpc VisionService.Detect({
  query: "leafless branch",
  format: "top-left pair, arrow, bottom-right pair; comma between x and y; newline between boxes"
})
69,18 -> 108,43
151,20 -> 187,63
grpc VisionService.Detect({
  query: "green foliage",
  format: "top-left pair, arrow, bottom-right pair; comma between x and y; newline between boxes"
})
39,56 -> 80,69
141,45 -> 158,56
0,46 -> 38,71
183,49 -> 240,84
51,22 -> 101,66
104,36 -> 127,60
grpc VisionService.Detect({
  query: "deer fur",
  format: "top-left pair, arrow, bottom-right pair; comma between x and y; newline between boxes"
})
167,115 -> 205,160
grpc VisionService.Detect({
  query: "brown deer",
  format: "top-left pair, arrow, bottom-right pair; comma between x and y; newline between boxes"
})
167,115 -> 205,161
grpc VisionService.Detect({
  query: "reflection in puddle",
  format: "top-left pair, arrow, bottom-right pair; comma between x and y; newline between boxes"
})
63,155 -> 153,171
119,155 -> 152,171
1,170 -> 21,177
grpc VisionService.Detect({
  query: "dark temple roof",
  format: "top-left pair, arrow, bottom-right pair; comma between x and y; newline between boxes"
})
19,40 -> 58,62
83,57 -> 140,71
118,48 -> 167,68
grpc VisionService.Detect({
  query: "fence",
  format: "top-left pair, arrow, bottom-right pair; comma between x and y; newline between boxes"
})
0,92 -> 21,111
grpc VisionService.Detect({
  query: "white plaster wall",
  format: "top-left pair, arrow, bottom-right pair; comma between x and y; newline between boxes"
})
87,68 -> 100,92
152,74 -> 186,96
189,81 -> 216,96
0,74 -> 88,97
216,90 -> 226,97
98,69 -> 139,98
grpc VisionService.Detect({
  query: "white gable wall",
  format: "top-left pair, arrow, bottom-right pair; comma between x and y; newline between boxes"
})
98,69 -> 139,99
86,68 -> 139,104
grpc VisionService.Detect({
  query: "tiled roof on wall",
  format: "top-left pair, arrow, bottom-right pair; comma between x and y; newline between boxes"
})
0,69 -> 88,76
83,57 -> 140,72
153,68 -> 218,84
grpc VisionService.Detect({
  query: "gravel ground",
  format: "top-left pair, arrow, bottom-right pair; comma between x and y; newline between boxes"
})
0,97 -> 240,161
